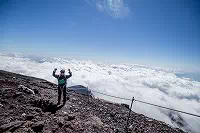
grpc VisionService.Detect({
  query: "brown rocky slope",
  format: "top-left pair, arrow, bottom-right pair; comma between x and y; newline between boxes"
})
0,70 -> 185,133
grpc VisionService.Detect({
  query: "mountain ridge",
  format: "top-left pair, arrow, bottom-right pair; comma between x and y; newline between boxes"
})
0,70 -> 185,133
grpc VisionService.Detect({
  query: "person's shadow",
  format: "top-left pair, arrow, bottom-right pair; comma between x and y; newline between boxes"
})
32,99 -> 66,114
45,103 -> 66,113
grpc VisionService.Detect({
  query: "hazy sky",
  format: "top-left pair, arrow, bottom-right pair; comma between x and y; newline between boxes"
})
0,0 -> 200,72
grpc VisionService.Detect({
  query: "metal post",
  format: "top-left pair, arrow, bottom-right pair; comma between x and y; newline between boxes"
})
87,87 -> 90,103
126,97 -> 134,133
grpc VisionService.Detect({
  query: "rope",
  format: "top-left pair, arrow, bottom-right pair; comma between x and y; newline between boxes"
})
92,90 -> 132,101
134,99 -> 200,118
91,90 -> 200,118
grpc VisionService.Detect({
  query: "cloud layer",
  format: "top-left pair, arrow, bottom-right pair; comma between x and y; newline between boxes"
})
0,53 -> 200,132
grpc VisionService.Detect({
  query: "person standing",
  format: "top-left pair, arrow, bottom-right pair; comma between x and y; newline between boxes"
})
53,68 -> 72,105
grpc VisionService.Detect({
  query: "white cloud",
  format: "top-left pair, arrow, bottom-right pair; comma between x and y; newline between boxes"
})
0,53 -> 200,133
85,0 -> 130,19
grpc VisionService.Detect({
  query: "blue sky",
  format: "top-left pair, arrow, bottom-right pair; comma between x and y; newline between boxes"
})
0,0 -> 200,72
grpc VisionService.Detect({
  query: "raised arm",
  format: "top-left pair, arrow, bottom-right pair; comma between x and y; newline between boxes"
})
53,68 -> 59,79
66,69 -> 72,79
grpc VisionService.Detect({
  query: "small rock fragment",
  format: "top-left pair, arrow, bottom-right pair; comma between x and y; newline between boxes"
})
22,113 -> 26,117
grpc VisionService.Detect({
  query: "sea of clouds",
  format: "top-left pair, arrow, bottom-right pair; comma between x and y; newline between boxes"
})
0,53 -> 199,132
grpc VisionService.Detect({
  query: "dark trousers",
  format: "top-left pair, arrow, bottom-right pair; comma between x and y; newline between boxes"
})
58,85 -> 66,104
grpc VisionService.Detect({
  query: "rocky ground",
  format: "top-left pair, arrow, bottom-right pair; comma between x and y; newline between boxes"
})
0,70 -> 185,133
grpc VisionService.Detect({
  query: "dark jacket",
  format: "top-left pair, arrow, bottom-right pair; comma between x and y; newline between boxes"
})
53,70 -> 72,86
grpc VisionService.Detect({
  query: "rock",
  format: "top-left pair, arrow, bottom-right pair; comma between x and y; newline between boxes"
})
26,115 -> 34,120
66,96 -> 70,100
85,116 -> 103,127
0,120 -> 25,132
128,125 -> 133,130
13,92 -> 22,98
57,117 -> 65,127
24,121 -> 34,128
62,111 -> 67,115
92,116 -> 103,126
22,113 -> 26,117
110,112 -> 116,117
72,98 -> 76,101
33,88 -> 39,94
64,122 -> 74,130
0,103 -> 3,108
68,114 -> 75,121
147,118 -> 154,122
114,128 -> 123,133
31,121 -> 44,132
64,122 -> 71,128
29,106 -> 42,113
18,85 -> 35,94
